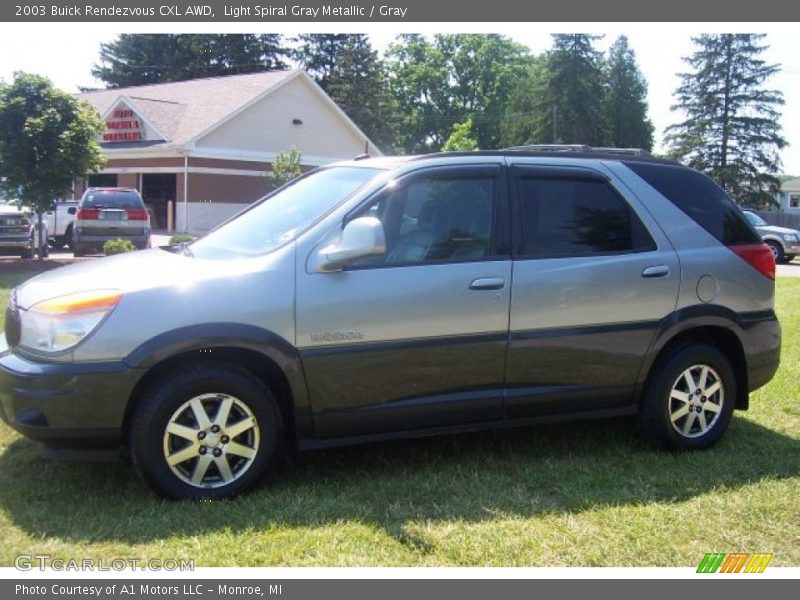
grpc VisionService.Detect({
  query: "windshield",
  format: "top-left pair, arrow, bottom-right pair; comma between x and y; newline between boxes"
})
743,211 -> 767,227
189,167 -> 381,259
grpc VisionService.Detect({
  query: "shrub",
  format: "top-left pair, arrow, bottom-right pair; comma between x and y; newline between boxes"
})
103,238 -> 136,255
169,234 -> 196,245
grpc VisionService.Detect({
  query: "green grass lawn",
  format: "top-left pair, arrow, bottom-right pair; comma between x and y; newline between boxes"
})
0,269 -> 797,567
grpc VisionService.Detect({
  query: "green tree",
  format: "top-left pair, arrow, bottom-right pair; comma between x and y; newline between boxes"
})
665,34 -> 786,208
296,34 -> 396,152
93,34 -> 288,87
271,148 -> 302,188
442,117 -> 479,151
532,34 -> 610,146
0,72 -> 105,258
500,59 -> 549,147
388,34 -> 531,152
605,36 -> 654,150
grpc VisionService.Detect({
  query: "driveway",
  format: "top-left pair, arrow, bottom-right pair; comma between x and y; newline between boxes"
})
777,261 -> 800,278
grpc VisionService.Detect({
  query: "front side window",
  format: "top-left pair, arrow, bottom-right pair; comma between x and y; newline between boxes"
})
353,174 -> 496,266
517,177 -> 655,258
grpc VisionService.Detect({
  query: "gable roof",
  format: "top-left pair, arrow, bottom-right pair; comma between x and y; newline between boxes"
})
782,177 -> 800,192
80,70 -> 298,148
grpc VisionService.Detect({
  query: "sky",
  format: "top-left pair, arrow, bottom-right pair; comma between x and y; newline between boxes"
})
1,23 -> 798,174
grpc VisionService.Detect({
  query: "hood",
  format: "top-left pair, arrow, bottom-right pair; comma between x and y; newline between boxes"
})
757,224 -> 800,236
15,248 -> 265,310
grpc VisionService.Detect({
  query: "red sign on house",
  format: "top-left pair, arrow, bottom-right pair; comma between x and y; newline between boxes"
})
103,108 -> 144,142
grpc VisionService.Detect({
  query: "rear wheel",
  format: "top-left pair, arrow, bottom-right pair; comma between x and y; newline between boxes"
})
64,224 -> 74,251
129,362 -> 283,499
73,243 -> 87,257
639,344 -> 735,450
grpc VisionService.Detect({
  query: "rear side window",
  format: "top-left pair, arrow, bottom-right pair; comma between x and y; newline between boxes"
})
81,191 -> 144,209
516,176 -> 656,258
624,162 -> 759,246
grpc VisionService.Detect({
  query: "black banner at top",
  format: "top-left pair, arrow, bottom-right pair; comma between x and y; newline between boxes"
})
2,0 -> 800,22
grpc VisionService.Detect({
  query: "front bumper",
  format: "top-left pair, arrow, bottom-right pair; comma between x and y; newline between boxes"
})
0,338 -> 142,450
0,236 -> 31,249
782,240 -> 800,255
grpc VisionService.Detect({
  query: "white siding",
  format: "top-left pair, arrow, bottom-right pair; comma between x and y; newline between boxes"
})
194,75 -> 368,159
176,202 -> 249,235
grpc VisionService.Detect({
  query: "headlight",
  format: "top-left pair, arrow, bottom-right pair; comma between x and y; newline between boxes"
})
783,234 -> 798,242
19,290 -> 121,353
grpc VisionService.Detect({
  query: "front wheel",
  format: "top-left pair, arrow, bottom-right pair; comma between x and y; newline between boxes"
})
767,241 -> 785,264
639,344 -> 735,451
129,362 -> 283,499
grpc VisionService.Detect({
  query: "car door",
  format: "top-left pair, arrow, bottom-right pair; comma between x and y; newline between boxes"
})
296,163 -> 512,438
505,162 -> 681,418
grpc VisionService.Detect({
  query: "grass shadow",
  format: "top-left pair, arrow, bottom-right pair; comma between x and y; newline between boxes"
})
0,413 -> 797,548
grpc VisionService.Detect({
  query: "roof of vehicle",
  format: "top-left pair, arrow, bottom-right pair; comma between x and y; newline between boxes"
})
332,147 -> 682,169
84,187 -> 140,193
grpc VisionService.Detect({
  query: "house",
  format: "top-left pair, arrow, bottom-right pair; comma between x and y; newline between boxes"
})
77,70 -> 381,234
776,177 -> 800,213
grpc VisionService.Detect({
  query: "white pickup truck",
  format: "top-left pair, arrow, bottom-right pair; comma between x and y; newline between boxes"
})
45,200 -> 78,249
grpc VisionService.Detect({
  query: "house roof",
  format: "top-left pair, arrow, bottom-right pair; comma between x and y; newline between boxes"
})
80,70 -> 298,148
782,177 -> 800,192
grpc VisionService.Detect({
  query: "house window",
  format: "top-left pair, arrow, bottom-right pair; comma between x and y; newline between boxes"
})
790,194 -> 800,209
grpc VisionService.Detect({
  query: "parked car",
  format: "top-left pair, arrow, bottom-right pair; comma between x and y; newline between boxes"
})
741,210 -> 799,264
45,200 -> 78,250
0,148 -> 781,499
72,187 -> 151,256
0,200 -> 48,259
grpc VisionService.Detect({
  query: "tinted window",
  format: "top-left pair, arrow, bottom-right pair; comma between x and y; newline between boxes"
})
354,175 -> 495,266
82,190 -> 144,209
624,162 -> 760,246
517,177 -> 655,258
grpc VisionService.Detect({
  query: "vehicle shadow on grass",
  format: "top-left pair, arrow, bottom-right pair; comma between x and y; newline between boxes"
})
0,415 -> 797,549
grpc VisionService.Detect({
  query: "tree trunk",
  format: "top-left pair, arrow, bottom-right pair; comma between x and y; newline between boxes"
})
36,211 -> 44,261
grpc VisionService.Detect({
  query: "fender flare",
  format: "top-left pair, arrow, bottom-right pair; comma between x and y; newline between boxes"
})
123,323 -> 311,438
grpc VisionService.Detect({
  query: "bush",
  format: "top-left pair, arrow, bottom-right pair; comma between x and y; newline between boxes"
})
169,234 -> 196,245
103,238 -> 136,255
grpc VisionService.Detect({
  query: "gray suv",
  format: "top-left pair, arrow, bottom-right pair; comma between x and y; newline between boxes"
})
0,149 -> 781,499
73,187 -> 151,256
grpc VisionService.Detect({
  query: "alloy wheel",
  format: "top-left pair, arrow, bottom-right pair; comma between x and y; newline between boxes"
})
668,364 -> 725,438
162,393 -> 260,488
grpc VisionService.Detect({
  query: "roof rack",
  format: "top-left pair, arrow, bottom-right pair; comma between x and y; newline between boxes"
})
503,144 -> 652,157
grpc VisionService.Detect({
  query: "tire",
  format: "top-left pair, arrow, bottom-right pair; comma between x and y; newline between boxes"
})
20,235 -> 34,259
638,344 -> 735,451
73,243 -> 86,257
766,241 -> 785,264
129,362 -> 283,499
785,254 -> 796,263
65,225 -> 74,251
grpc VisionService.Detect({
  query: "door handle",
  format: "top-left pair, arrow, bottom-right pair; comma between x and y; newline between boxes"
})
469,277 -> 505,290
641,265 -> 670,278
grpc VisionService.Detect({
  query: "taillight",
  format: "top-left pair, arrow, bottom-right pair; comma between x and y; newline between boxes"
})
77,209 -> 99,220
126,209 -> 148,220
729,243 -> 775,280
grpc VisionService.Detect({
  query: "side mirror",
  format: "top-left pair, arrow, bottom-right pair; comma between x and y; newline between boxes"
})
318,216 -> 385,271
67,207 -> 76,215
